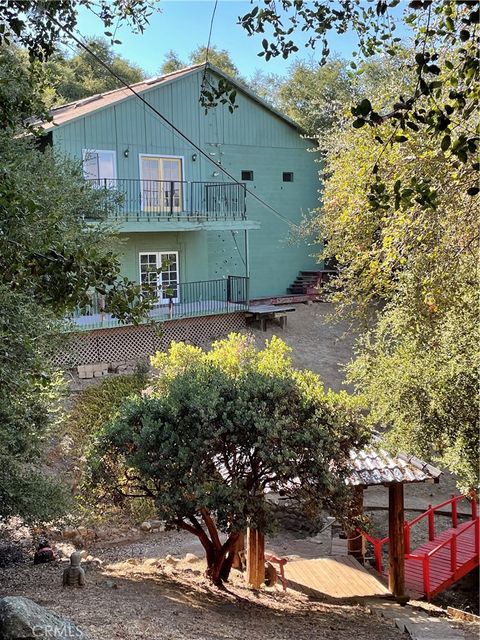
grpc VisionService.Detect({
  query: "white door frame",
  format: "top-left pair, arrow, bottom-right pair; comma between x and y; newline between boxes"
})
138,251 -> 180,304
138,154 -> 185,213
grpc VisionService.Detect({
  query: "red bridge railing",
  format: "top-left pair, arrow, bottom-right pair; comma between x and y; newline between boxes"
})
361,494 -> 479,598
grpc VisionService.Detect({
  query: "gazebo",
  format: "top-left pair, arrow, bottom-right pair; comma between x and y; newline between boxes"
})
244,439 -> 443,599
345,443 -> 442,599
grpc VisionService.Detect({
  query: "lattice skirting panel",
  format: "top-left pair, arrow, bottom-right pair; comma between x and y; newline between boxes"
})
52,313 -> 247,368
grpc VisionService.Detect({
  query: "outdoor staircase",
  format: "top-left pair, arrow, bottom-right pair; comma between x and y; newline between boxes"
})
287,270 -> 336,296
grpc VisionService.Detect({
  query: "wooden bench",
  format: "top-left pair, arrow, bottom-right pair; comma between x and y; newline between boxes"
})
246,305 -> 296,331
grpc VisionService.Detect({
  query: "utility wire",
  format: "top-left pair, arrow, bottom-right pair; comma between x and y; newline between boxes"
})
205,0 -> 219,66
200,0 -> 219,102
44,12 -> 294,227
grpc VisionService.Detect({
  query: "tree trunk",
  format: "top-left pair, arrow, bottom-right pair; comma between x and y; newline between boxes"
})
176,514 -> 240,587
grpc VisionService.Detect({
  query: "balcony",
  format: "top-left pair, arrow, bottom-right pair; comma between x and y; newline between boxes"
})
85,179 -> 260,232
68,276 -> 249,332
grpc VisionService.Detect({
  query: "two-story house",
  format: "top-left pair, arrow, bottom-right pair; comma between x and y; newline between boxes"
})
43,63 -> 320,368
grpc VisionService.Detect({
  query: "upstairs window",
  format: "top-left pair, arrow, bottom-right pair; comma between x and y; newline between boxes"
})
241,170 -> 254,181
82,149 -> 117,187
282,172 -> 294,182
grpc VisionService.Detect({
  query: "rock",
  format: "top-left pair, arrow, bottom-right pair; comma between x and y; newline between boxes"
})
0,596 -> 86,639
139,521 -> 152,532
126,558 -> 141,565
79,550 -> 88,560
104,580 -> 118,589
71,535 -> 83,548
62,527 -> 77,540
184,553 -> 200,564
94,528 -> 109,540
144,558 -> 159,567
149,520 -> 164,531
165,554 -> 178,565
56,543 -> 76,559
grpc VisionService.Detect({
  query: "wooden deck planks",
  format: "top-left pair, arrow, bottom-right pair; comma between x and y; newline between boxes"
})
284,555 -> 390,600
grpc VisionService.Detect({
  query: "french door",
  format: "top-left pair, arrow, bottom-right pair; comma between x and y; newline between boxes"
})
139,251 -> 179,304
140,156 -> 183,212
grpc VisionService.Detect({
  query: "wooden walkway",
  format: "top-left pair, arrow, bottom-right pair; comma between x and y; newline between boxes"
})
283,555 -> 390,601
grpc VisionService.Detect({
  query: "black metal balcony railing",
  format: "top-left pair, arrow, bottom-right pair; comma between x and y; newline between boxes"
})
70,276 -> 249,331
86,178 -> 247,221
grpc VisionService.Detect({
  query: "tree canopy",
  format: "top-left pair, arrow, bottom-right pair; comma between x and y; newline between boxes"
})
160,45 -> 241,79
307,45 -> 478,489
47,37 -> 145,104
0,3 -> 156,524
88,335 -> 368,584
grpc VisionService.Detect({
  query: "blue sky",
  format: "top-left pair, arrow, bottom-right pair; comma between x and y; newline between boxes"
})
75,1 -> 363,79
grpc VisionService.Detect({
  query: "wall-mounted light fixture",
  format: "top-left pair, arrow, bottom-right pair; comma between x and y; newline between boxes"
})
213,171 -> 219,177
123,148 -> 129,158
192,153 -> 197,161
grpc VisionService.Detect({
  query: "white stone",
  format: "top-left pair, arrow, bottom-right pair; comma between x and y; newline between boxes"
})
139,521 -> 152,532
184,553 -> 200,563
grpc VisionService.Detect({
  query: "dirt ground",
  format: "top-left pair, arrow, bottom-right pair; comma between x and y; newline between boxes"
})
0,536 -> 407,640
249,301 -> 358,392
2,303 -> 476,638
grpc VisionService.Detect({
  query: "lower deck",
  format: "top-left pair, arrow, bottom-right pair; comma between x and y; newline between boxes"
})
283,556 -> 390,601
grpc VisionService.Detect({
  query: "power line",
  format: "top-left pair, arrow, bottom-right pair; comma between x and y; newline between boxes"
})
44,12 -> 294,227
200,0 -> 219,102
205,0 -> 218,65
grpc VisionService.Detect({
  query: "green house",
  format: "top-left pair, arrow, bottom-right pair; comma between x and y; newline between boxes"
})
43,63 -> 320,366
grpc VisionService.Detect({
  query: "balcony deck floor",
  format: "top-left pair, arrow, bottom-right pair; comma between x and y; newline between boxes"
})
71,299 -> 246,331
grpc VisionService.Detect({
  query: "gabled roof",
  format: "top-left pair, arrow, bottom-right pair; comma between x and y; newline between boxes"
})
43,62 -> 303,133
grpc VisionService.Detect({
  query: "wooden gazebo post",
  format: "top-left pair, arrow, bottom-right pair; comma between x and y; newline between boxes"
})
246,527 -> 265,589
347,486 -> 365,561
388,483 -> 406,600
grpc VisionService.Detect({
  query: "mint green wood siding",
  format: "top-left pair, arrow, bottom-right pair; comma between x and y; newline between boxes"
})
52,69 -> 320,298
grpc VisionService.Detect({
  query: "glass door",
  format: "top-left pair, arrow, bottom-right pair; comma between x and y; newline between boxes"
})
139,251 -> 179,304
140,156 -> 183,213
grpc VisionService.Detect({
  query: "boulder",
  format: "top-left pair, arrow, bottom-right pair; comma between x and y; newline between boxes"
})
0,596 -> 86,639
139,521 -> 151,532
184,553 -> 200,564
149,520 -> 164,531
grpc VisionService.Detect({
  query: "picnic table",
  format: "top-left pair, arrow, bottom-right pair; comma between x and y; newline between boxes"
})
246,304 -> 296,331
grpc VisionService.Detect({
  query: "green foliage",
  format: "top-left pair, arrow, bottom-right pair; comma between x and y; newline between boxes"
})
0,135 -> 157,321
67,374 -> 148,451
47,38 -> 145,105
89,334 -> 368,582
275,58 -> 354,136
160,45 -> 241,79
348,281 -> 479,493
0,1 -> 153,60
0,45 -> 55,131
310,44 -> 479,490
0,286 -> 71,523
239,1 -> 479,197
160,49 -> 185,75
0,2 -> 157,524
